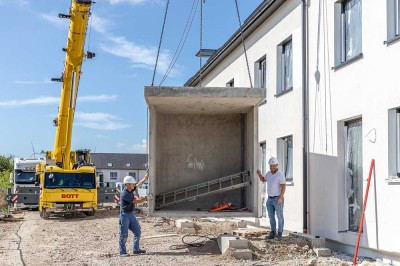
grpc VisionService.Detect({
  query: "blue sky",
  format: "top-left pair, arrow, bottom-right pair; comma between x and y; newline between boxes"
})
0,0 -> 262,158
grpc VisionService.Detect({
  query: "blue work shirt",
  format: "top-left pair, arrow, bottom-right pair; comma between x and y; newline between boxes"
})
120,186 -> 137,214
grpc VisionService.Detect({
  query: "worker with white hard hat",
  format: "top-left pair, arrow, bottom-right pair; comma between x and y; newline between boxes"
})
257,157 -> 286,240
119,174 -> 149,256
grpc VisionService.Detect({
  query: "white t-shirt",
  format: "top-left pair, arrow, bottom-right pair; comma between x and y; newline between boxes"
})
265,170 -> 286,197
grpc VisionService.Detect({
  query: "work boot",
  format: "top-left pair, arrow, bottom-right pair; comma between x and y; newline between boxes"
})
275,232 -> 283,240
267,231 -> 276,239
133,249 -> 146,255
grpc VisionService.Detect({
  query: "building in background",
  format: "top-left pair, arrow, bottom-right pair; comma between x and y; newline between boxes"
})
91,153 -> 148,195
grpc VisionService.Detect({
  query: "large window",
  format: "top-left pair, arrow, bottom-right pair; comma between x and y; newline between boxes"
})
277,39 -> 293,94
387,0 -> 400,41
15,170 -> 35,184
277,136 -> 293,181
255,56 -> 266,89
335,0 -> 362,65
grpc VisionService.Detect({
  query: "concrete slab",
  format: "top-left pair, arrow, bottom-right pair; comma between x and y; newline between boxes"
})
313,248 -> 332,257
290,232 -> 325,248
175,219 -> 194,228
182,228 -> 196,234
145,86 -> 265,114
217,234 -> 240,254
233,220 -> 247,228
232,249 -> 253,260
229,239 -> 249,249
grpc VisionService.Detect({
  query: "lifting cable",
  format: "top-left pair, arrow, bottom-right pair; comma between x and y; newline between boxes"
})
160,0 -> 200,86
199,0 -> 203,86
151,0 -> 170,86
234,0 -> 253,88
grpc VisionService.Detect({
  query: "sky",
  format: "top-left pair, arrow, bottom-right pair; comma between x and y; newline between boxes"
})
0,0 -> 262,158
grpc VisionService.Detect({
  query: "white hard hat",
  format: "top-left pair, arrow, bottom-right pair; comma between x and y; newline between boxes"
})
123,176 -> 135,184
268,157 -> 279,165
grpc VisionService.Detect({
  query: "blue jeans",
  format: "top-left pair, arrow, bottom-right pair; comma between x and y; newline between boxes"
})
119,212 -> 141,254
266,197 -> 284,233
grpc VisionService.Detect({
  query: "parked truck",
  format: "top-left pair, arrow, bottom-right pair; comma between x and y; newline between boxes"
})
10,157 -> 45,209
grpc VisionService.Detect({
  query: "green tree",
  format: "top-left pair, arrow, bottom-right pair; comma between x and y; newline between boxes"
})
0,155 -> 13,188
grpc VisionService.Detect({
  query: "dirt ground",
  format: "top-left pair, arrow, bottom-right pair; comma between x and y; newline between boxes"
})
0,209 -> 388,266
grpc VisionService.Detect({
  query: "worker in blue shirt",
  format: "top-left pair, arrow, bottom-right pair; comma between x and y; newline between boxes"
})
119,174 -> 148,256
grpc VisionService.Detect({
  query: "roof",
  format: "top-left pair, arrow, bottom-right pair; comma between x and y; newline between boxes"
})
91,153 -> 147,170
184,0 -> 286,86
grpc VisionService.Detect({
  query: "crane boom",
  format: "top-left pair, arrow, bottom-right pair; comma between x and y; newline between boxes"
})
52,0 -> 93,168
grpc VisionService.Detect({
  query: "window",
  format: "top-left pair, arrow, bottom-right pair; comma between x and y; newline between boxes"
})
389,109 -> 400,178
260,142 -> 267,218
335,0 -> 362,65
277,136 -> 293,181
255,56 -> 266,88
387,0 -> 400,41
260,142 -> 267,174
277,39 -> 293,94
344,120 -> 363,232
128,172 -> 137,181
396,111 -> 400,176
226,79 -> 234,87
107,163 -> 113,167
110,172 -> 118,179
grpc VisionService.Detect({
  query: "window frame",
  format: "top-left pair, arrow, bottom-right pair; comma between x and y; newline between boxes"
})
255,56 -> 267,89
386,0 -> 400,44
277,135 -> 293,182
276,37 -> 293,96
110,172 -> 118,179
334,0 -> 363,68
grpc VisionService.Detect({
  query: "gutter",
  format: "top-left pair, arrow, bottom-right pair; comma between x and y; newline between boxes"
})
185,0 -> 286,87
301,0 -> 309,234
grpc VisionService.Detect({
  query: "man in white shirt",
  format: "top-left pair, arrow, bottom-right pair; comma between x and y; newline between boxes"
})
257,157 -> 286,240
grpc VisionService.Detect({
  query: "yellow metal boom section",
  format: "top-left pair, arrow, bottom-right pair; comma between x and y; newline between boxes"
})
52,0 -> 92,168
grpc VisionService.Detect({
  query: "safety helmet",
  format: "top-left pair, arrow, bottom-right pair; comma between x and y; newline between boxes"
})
268,157 -> 279,165
123,176 -> 135,184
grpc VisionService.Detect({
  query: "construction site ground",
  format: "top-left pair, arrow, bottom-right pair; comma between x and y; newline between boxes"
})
0,209 -> 388,266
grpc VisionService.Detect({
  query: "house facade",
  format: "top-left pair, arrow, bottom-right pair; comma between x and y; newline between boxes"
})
185,0 -> 400,263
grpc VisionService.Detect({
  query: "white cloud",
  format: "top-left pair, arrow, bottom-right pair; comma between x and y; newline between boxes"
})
0,0 -> 29,7
39,13 -> 110,34
91,14 -> 111,34
75,111 -> 130,130
127,139 -> 147,153
14,79 -> 52,85
0,94 -> 117,107
116,142 -> 126,148
39,13 -> 68,29
100,36 -> 180,76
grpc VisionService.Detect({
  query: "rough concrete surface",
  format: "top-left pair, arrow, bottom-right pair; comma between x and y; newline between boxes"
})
0,210 -> 389,266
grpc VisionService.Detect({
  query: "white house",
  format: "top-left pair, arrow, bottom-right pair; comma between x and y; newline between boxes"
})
91,153 -> 148,189
185,0 -> 400,263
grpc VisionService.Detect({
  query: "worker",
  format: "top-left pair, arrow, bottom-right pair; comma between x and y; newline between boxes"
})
119,174 -> 148,256
257,157 -> 286,240
77,154 -> 86,167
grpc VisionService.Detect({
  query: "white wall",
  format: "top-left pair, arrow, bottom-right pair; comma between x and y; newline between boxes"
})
308,0 -> 400,255
199,1 -> 304,232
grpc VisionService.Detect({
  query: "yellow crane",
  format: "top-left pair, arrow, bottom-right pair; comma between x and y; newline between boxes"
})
37,0 -> 97,219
